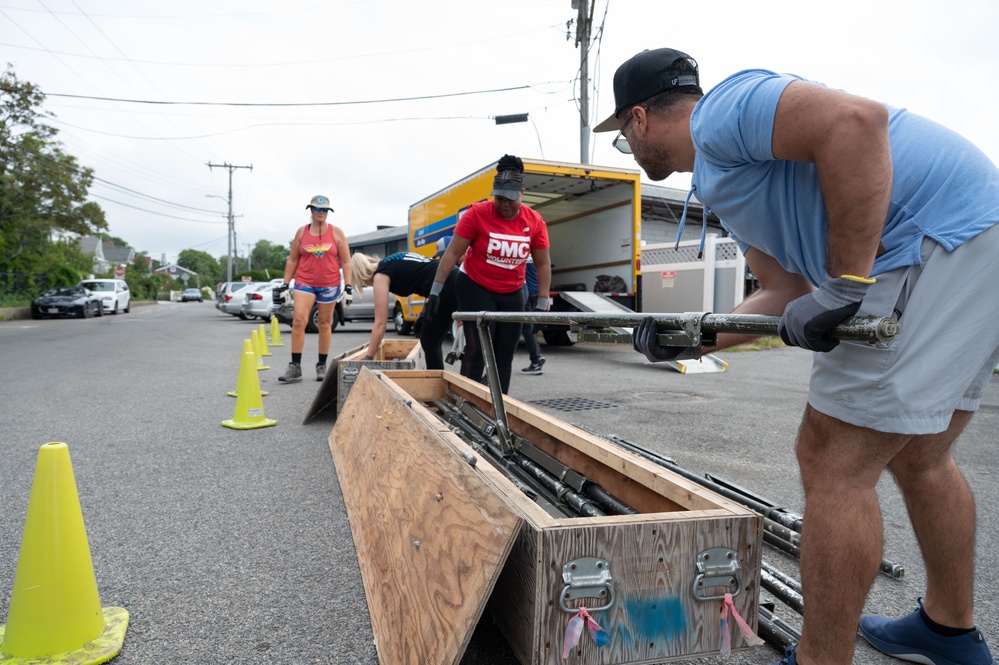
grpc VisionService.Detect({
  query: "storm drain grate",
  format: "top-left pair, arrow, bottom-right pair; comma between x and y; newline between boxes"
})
529,397 -> 619,412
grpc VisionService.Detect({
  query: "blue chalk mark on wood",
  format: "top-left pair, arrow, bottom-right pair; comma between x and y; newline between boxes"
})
621,594 -> 685,644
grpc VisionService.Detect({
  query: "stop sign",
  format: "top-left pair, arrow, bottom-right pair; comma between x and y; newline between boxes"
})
114,266 -> 125,278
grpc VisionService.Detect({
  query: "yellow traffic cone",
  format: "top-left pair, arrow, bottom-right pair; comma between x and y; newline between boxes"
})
0,442 -> 129,662
222,344 -> 277,429
269,315 -> 284,347
228,339 -> 268,398
251,329 -> 269,371
257,324 -> 272,357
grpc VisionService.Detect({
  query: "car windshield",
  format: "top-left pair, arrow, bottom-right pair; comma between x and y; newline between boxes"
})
47,286 -> 86,297
80,282 -> 113,291
184,289 -> 199,294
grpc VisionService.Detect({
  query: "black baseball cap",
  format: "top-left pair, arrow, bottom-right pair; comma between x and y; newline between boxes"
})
593,48 -> 699,133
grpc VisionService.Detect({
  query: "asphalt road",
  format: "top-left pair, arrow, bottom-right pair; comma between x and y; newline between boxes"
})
0,302 -> 996,664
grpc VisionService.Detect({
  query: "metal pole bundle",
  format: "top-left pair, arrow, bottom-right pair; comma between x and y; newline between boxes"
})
428,392 -> 635,520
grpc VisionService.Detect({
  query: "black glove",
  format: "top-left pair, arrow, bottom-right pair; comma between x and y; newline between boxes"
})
424,295 -> 439,323
424,281 -> 443,323
632,316 -> 713,363
778,275 -> 873,352
272,284 -> 289,305
343,284 -> 353,307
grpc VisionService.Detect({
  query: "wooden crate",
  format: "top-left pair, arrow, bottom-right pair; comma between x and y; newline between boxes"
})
329,369 -> 762,665
303,339 -> 425,423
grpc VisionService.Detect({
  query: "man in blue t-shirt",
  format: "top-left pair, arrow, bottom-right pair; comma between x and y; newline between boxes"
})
595,48 -> 999,665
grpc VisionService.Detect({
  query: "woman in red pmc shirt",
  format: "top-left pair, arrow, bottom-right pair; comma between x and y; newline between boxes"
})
428,155 -> 552,394
277,194 -> 352,384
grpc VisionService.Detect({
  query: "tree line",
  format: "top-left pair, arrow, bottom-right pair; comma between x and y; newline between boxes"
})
0,66 -> 290,303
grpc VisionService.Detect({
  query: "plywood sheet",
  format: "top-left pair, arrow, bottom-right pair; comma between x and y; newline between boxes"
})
304,340 -> 426,424
303,343 -> 367,424
330,369 -> 523,665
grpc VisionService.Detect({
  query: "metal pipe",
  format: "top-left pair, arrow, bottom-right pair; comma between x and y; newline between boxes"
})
451,311 -> 899,344
758,605 -> 800,652
475,318 -> 513,453
761,568 -> 805,615
762,561 -> 802,595
707,473 -> 905,580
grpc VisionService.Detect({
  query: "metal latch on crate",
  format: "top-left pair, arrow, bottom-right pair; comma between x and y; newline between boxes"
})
692,547 -> 742,601
560,557 -> 614,613
341,365 -> 360,385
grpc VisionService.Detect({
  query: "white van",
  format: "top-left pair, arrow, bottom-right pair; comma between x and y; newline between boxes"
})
78,278 -> 131,314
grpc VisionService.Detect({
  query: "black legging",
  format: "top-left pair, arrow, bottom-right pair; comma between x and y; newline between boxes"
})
419,268 -> 458,370
455,271 -> 525,394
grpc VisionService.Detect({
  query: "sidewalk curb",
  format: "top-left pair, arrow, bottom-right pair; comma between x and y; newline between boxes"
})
0,301 -> 157,321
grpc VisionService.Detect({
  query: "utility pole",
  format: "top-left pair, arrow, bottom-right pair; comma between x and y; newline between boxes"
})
207,161 -> 253,283
574,0 -> 593,164
244,243 -> 253,271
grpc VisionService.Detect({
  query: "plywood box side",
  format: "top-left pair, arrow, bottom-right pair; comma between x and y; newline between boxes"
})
329,370 -> 524,665
538,517 -> 761,665
382,338 -> 424,362
370,369 -> 450,406
487,525 -> 544,665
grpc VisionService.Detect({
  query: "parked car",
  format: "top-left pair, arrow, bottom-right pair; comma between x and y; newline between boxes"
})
78,278 -> 130,314
31,286 -> 103,319
272,285 -> 385,333
217,281 -> 256,318
181,288 -> 203,302
239,282 -> 280,320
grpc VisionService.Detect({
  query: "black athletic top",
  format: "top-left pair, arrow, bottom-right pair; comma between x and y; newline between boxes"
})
374,252 -> 438,297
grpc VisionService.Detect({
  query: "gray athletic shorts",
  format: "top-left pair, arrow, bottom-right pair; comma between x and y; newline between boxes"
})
809,222 -> 999,435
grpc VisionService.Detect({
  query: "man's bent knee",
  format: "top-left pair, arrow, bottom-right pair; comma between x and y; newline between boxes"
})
796,406 -> 908,490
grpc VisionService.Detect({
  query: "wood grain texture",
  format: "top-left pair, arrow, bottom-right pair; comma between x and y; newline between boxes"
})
330,370 -> 522,665
368,370 -> 762,665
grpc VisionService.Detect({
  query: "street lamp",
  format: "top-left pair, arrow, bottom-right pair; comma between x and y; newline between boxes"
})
494,113 -> 544,160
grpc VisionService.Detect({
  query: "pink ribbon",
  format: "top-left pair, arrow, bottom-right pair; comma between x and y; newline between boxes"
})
562,607 -> 610,659
719,592 -> 764,654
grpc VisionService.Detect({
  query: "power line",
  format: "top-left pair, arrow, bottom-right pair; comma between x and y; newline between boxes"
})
47,115 -> 502,141
42,83 -> 562,107
88,194 -> 227,224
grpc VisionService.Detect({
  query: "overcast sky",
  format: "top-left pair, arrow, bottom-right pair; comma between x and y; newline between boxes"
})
3,0 -> 997,266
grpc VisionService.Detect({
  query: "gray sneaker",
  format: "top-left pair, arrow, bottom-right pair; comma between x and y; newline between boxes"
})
278,362 -> 302,383
316,362 -> 326,382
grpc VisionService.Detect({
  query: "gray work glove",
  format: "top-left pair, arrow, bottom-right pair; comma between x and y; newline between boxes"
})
535,296 -> 550,311
632,316 -> 714,363
778,275 -> 873,352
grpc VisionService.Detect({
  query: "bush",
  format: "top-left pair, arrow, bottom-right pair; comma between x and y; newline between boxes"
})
47,264 -> 81,288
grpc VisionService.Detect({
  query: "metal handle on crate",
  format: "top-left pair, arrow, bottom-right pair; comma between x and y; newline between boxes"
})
560,557 -> 615,614
692,548 -> 742,601
340,365 -> 360,385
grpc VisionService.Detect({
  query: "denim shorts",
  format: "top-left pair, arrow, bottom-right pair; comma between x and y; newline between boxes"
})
293,283 -> 342,304
809,222 -> 999,435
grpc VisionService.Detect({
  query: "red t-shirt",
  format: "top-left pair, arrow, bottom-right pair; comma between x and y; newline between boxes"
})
294,224 -> 342,287
455,200 -> 550,294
